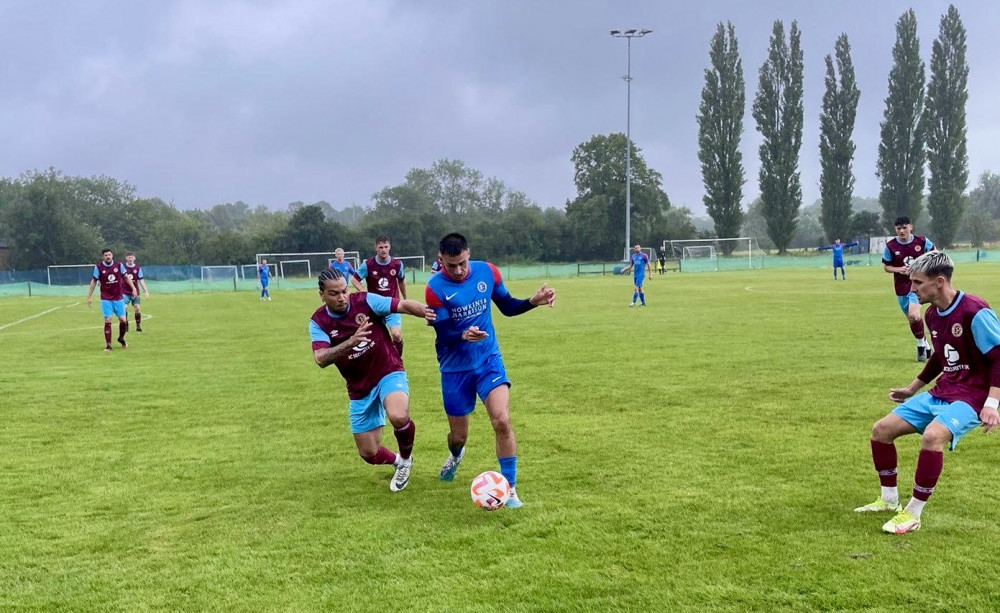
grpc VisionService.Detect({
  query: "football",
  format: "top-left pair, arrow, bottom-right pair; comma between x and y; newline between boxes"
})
470,471 -> 510,511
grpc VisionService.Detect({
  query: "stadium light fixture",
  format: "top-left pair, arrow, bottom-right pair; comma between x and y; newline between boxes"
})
609,27 -> 653,261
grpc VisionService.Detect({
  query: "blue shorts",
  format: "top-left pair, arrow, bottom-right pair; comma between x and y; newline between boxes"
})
441,354 -> 510,417
260,280 -> 269,288
893,392 -> 980,451
101,299 -> 126,318
833,260 -> 844,268
896,292 -> 919,314
384,313 -> 402,329
122,294 -> 140,307
634,274 -> 645,288
348,371 -> 409,434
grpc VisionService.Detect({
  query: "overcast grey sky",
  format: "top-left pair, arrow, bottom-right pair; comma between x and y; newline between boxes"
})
1,0 -> 997,215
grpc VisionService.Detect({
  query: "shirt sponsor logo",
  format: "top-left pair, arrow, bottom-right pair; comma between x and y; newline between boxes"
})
951,323 -> 963,337
378,277 -> 390,291
451,297 -> 489,320
942,343 -> 968,372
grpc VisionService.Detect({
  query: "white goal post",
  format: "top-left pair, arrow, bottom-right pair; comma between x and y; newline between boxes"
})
279,259 -> 311,279
327,256 -> 360,270
47,264 -> 98,285
394,255 -> 425,273
241,263 -> 277,280
662,238 -> 760,271
201,265 -> 238,282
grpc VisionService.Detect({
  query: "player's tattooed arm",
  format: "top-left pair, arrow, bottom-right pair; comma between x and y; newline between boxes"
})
396,299 -> 427,318
313,321 -> 372,368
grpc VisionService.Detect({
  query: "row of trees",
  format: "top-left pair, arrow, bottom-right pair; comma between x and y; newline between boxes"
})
697,6 -> 970,252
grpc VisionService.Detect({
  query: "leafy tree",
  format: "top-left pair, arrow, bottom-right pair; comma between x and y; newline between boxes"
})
752,20 -> 804,254
926,5 -> 969,247
850,210 -> 885,238
969,171 -> 1000,218
697,22 -> 746,248
819,34 -> 860,243
877,10 -> 926,229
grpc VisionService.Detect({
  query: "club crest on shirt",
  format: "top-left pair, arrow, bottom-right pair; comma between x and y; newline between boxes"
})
915,245 -> 922,253
355,314 -> 368,325
951,323 -> 963,337
390,269 -> 396,276
477,281 -> 487,293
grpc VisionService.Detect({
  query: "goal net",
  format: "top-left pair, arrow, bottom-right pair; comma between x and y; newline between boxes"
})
47,264 -> 97,285
241,263 -> 277,280
662,238 -> 761,272
201,265 -> 238,283
279,259 -> 311,279
395,255 -> 425,281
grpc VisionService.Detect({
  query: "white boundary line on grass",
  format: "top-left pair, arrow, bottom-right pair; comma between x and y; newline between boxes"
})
0,304 -> 73,331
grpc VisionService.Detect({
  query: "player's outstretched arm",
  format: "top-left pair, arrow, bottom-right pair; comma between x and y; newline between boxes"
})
350,275 -> 364,292
395,299 -> 428,318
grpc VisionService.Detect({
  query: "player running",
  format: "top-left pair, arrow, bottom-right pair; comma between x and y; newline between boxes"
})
620,244 -> 650,307
86,248 -> 138,352
883,217 -> 935,361
424,233 -> 556,509
855,252 -> 1000,533
309,268 -> 428,493
356,236 -> 407,356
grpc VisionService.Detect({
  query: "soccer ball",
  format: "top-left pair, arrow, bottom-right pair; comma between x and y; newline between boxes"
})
470,471 -> 510,511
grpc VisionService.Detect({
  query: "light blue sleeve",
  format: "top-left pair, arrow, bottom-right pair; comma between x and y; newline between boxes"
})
92,265 -> 100,280
398,261 -> 405,278
882,246 -> 892,263
356,262 -> 368,280
971,308 -> 1000,355
366,293 -> 394,316
309,320 -> 331,344
137,268 -> 144,279
119,263 -> 126,274
925,237 -> 935,250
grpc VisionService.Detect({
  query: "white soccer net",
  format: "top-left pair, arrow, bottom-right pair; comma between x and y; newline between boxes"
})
395,255 -> 425,274
279,259 -> 311,279
257,251 -> 359,280
241,263 -> 277,280
47,264 -> 97,285
201,265 -> 238,282
662,238 -> 761,272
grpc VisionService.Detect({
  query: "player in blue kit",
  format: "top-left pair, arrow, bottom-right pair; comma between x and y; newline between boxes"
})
818,239 -> 859,280
329,248 -> 364,292
424,233 -> 556,508
620,244 -> 650,307
257,258 -> 272,301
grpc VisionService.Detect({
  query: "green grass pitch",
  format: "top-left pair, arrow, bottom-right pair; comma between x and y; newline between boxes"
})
1,265 -> 999,611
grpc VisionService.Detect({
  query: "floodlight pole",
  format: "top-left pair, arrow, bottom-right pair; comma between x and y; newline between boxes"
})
610,28 -> 652,261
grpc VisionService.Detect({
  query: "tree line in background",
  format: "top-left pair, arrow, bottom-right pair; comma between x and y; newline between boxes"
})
699,5 -> 979,253
1,5 -> 996,270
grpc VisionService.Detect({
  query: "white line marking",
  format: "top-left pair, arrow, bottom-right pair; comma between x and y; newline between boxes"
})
0,306 -> 64,331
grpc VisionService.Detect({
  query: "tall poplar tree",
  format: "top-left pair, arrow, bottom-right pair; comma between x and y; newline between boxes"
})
819,34 -> 860,242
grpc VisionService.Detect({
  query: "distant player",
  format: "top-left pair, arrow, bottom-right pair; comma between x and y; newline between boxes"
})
620,244 -> 650,307
818,238 -> 859,280
424,232 -> 556,509
86,248 -> 138,352
121,252 -> 150,332
330,248 -> 364,291
309,268 -> 428,492
356,236 -> 407,356
855,251 -> 1000,533
430,258 -> 442,275
257,258 -> 272,301
883,217 -> 935,361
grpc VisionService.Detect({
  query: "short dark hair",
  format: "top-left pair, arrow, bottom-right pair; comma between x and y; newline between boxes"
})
101,248 -> 112,255
439,233 -> 468,256
317,267 -> 345,290
125,251 -> 135,257
375,235 -> 390,244
894,216 -> 911,226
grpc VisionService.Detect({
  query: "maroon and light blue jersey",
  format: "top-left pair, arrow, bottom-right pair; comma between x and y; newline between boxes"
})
93,261 -> 127,301
123,264 -> 143,296
357,257 -> 404,299
309,293 -> 402,399
883,235 -> 935,296
425,261 -> 535,373
921,292 -> 1000,412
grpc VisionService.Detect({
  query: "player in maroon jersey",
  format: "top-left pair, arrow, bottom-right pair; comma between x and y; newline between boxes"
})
355,235 -> 408,357
856,251 -> 1000,533
882,217 -> 936,361
86,248 -> 138,352
308,267 -> 428,492
122,252 -> 150,332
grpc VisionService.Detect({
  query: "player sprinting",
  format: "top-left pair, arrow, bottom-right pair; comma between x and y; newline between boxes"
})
309,268 -> 428,493
122,252 -> 150,332
330,248 -> 364,291
356,236 -> 407,356
883,216 -> 935,361
86,248 -> 138,352
818,238 -> 859,280
424,233 -> 556,509
620,244 -> 650,307
257,258 -> 272,301
855,251 -> 1000,533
